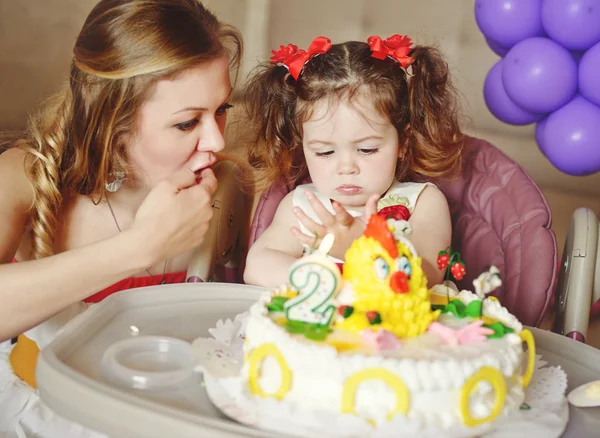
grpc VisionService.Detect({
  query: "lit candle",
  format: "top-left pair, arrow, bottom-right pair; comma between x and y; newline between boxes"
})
283,234 -> 341,326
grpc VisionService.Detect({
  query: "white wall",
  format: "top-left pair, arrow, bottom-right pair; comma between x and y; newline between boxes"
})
3,0 -> 600,194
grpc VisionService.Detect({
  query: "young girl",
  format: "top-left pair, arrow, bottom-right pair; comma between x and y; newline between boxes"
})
0,0 -> 241,436
243,34 -> 464,288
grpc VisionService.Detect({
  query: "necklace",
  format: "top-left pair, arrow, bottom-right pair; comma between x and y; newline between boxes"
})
106,197 -> 168,285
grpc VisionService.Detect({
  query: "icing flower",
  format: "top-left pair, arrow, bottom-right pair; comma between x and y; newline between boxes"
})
377,204 -> 412,239
362,328 -> 402,351
272,284 -> 298,299
428,320 -> 494,346
473,266 -> 502,299
387,219 -> 412,240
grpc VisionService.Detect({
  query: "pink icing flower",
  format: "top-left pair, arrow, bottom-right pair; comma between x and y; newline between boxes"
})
362,328 -> 402,351
428,320 -> 494,346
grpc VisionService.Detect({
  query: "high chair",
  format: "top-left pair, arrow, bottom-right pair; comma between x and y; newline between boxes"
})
553,207 -> 600,343
249,136 -> 560,328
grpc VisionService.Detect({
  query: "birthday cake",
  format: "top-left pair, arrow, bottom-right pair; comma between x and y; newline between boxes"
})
241,215 -> 535,431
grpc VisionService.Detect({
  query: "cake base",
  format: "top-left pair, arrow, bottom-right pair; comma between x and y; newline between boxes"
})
192,314 -> 569,438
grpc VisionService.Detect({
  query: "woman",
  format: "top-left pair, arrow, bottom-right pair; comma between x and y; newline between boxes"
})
0,0 -> 242,435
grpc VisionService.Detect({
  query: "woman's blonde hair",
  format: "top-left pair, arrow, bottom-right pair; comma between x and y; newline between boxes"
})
13,0 -> 242,259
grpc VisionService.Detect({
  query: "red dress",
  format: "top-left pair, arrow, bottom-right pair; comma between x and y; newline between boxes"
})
8,258 -> 187,388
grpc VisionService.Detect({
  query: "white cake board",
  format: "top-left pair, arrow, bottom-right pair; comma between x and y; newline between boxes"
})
36,284 -> 600,438
192,312 -> 569,438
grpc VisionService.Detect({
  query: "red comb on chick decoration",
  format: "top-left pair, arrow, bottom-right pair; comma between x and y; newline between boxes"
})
364,214 -> 398,259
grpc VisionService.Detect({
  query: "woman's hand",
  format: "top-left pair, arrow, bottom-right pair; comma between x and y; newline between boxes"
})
291,191 -> 379,260
132,166 -> 218,264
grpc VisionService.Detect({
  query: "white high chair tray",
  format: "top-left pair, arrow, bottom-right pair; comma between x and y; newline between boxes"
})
37,283 -> 600,438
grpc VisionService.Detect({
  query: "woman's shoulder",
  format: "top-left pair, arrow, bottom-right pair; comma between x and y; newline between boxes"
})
0,147 -> 34,213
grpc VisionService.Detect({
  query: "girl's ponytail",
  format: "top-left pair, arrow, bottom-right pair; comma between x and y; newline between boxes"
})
244,65 -> 304,192
403,46 -> 463,181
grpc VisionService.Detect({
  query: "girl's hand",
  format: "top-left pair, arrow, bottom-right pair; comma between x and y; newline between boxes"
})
291,191 -> 379,260
132,166 -> 218,265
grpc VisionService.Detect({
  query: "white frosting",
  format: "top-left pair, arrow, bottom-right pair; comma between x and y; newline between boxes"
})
241,292 -> 527,430
453,290 -> 523,333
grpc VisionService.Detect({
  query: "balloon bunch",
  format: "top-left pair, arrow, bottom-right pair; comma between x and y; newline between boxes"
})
476,0 -> 600,176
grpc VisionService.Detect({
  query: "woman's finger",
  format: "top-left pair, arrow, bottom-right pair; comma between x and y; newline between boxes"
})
196,167 -> 218,195
165,166 -> 197,193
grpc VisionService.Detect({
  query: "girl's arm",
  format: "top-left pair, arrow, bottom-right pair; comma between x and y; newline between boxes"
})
408,185 -> 452,286
0,149 -> 218,342
244,192 -> 305,288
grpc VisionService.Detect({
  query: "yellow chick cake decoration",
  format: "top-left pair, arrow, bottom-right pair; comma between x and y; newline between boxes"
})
335,214 -> 440,339
263,213 -> 522,353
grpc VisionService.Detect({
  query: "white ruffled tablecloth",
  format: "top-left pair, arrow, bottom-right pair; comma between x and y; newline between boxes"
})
0,303 -> 107,438
192,312 -> 569,438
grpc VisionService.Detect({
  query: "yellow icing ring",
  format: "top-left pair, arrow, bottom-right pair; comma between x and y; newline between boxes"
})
460,367 -> 506,427
248,343 -> 292,400
324,339 -> 361,353
520,329 -> 535,388
341,368 -> 410,421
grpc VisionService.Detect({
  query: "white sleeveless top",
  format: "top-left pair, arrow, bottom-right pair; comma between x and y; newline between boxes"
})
292,181 -> 433,262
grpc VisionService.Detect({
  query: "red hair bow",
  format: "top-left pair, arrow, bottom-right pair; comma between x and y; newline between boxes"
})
367,34 -> 414,69
270,36 -> 332,80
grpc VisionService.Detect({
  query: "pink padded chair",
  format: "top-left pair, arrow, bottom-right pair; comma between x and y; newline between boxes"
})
248,136 -> 559,327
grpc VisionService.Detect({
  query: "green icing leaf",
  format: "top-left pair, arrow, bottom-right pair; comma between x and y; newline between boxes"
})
285,319 -> 307,334
442,299 -> 467,318
520,402 -> 531,411
284,320 -> 331,341
465,300 -> 482,318
304,325 -> 331,341
266,296 -> 289,312
483,322 -> 515,339
440,299 -> 483,319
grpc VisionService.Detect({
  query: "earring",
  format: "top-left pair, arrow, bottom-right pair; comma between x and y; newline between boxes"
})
105,171 -> 125,192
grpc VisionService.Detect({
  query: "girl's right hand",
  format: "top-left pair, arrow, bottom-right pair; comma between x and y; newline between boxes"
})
290,192 -> 379,260
131,166 -> 218,264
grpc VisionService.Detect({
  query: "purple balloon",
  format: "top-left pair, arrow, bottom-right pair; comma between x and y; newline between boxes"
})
580,41 -> 600,107
571,50 -> 585,64
486,37 -> 509,57
540,95 -> 600,176
542,0 -> 600,51
475,0 -> 544,48
484,60 -> 543,125
502,37 -> 578,113
535,116 -> 549,151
